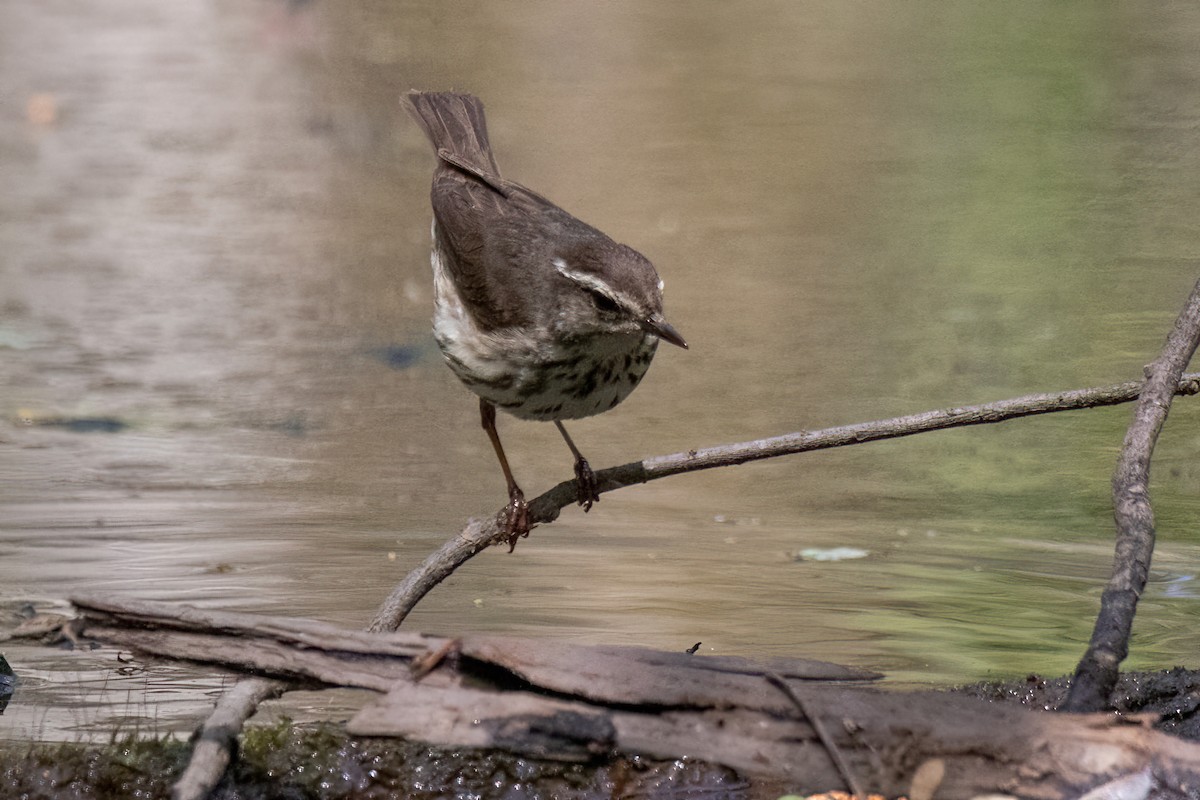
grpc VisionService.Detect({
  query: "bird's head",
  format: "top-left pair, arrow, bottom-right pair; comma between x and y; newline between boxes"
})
551,243 -> 687,349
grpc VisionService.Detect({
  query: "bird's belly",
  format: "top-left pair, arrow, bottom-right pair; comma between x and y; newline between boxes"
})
436,323 -> 658,421
504,335 -> 659,421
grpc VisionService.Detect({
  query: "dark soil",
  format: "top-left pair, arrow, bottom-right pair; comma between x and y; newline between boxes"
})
0,721 -> 765,800
959,667 -> 1200,740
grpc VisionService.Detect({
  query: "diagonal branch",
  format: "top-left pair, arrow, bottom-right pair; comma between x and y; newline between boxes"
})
1062,279 -> 1200,712
368,372 -> 1200,633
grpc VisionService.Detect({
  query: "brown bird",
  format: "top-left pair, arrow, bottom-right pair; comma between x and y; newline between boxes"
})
403,91 -> 686,547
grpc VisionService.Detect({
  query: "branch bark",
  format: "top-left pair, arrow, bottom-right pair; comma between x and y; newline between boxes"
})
370,372 -> 1200,632
1063,279 -> 1200,712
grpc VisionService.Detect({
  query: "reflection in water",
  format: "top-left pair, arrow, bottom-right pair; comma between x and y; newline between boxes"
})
2,0 -> 1200,739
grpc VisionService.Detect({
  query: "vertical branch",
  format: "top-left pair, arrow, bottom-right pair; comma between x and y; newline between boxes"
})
1062,278 -> 1200,712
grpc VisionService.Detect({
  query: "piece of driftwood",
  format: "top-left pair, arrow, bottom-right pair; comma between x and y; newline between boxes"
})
71,594 -> 875,694
71,594 -> 1200,798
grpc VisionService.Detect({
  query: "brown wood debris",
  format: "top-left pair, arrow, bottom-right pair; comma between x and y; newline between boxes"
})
71,593 -> 1200,799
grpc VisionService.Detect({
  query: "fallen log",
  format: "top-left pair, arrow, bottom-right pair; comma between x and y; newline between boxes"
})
71,594 -> 873,700
71,593 -> 1200,799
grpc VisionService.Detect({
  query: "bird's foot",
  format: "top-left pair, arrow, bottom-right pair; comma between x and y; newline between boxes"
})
574,458 -> 600,512
502,488 -> 532,552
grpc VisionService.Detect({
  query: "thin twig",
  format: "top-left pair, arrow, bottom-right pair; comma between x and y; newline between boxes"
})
1062,279 -> 1200,712
766,672 -> 866,799
369,373 -> 1200,632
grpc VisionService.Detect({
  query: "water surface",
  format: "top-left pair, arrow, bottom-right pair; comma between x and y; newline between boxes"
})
3,1 -> 1200,739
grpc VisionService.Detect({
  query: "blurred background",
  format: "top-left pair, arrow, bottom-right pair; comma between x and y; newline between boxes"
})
3,0 -> 1200,739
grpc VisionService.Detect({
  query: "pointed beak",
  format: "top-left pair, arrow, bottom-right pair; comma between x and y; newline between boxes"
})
642,316 -> 688,349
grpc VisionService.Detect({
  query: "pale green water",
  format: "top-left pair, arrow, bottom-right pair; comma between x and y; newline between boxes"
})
2,0 -> 1200,739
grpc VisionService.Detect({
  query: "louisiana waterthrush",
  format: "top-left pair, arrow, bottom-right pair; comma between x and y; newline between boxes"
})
403,91 -> 687,547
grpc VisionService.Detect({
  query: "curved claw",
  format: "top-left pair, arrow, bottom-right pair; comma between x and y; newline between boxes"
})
574,458 -> 601,512
503,489 -> 532,552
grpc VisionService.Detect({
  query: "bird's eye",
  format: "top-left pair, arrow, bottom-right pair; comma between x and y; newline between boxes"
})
588,289 -> 621,315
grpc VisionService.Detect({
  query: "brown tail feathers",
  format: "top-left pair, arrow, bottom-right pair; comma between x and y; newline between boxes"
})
403,91 -> 501,177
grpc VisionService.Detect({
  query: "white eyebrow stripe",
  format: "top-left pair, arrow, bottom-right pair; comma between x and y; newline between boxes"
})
552,259 -> 630,308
